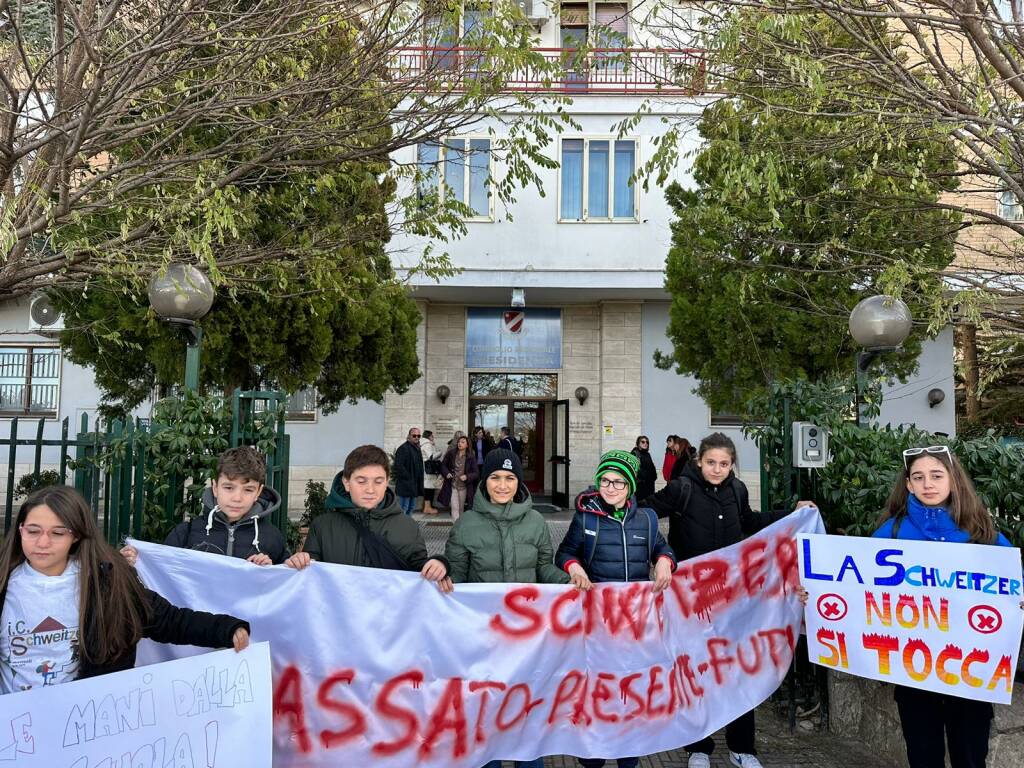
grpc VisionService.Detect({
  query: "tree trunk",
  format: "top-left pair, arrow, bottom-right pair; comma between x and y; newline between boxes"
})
961,323 -> 980,423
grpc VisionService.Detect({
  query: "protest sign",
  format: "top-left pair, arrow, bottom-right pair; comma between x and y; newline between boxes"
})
798,533 -> 1024,704
0,642 -> 272,767
134,507 -> 822,766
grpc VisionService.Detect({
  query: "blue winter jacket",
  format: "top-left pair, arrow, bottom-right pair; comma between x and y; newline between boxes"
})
873,493 -> 1012,546
555,488 -> 677,583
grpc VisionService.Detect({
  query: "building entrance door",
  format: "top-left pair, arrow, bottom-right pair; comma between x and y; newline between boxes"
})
550,398 -> 570,507
467,373 -> 559,497
470,400 -> 546,494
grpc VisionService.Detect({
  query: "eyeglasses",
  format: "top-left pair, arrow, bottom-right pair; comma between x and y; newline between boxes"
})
410,434 -> 421,439
903,445 -> 951,468
20,524 -> 72,540
599,477 -> 628,491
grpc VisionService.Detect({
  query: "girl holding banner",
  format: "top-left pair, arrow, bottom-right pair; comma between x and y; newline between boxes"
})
875,445 -> 1014,768
798,444 -> 1018,767
642,432 -> 798,768
0,486 -> 250,694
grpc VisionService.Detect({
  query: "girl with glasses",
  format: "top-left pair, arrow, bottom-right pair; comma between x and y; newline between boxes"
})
0,486 -> 250,694
555,450 -> 676,768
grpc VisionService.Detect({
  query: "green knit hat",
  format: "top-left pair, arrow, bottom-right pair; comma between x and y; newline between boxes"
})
595,449 -> 640,497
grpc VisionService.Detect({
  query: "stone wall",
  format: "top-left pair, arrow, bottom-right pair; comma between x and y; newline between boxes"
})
828,673 -> 1024,767
561,305 -> 601,494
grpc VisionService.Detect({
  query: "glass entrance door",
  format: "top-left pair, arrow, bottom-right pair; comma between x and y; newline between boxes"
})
469,400 -> 547,494
550,398 -> 570,507
513,402 -> 544,493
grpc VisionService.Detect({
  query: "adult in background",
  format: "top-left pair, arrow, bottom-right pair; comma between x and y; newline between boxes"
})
498,426 -> 521,456
669,436 -> 694,482
472,426 -> 494,467
632,435 -> 657,500
438,434 -> 479,521
420,430 -> 443,515
393,427 -> 424,516
662,434 -> 679,482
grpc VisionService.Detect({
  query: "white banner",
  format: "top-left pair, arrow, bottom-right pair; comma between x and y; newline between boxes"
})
133,507 -> 823,766
0,642 -> 272,767
798,533 -> 1024,704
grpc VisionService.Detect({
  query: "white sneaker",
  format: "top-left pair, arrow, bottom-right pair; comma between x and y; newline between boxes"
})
687,754 -> 711,768
728,752 -> 763,768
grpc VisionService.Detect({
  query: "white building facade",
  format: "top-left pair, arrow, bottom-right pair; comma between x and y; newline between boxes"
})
1,3 -> 957,511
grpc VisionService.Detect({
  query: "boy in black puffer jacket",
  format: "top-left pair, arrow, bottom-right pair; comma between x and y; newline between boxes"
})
122,446 -> 289,566
555,449 -> 676,768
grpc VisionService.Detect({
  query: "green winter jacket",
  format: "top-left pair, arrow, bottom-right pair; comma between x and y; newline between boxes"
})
303,476 -> 440,572
445,486 -> 569,585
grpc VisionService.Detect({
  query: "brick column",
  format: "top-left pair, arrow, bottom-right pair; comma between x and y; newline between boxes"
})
561,305 -> 601,495
600,302 -> 643,454
423,304 -> 467,446
383,300 -> 428,454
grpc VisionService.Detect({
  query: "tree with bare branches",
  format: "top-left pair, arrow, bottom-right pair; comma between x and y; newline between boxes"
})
642,1 -> 1024,420
0,0 -> 564,299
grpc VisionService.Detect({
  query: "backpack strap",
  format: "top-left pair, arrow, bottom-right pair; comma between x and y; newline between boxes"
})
583,511 -> 600,567
674,477 -> 693,516
644,506 -> 657,561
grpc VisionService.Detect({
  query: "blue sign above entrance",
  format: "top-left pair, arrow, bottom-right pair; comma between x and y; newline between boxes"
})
465,308 -> 562,369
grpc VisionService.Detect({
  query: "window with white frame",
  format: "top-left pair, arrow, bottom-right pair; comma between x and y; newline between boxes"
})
0,346 -> 60,416
998,189 -> 1023,221
282,388 -> 318,422
559,137 -> 637,221
417,138 -> 493,220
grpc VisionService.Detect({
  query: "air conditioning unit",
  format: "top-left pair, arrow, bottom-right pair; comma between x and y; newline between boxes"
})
28,294 -> 64,332
516,0 -> 551,24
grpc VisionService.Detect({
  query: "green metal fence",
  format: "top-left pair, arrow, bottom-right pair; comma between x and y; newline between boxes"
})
2,391 -> 290,544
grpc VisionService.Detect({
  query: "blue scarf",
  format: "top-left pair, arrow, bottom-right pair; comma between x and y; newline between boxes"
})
903,493 -> 970,543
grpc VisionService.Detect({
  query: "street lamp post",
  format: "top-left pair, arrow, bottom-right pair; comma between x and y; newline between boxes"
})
848,295 -> 912,426
147,263 -> 215,392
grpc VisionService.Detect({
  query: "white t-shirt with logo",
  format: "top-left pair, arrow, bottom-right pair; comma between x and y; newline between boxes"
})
0,560 -> 81,693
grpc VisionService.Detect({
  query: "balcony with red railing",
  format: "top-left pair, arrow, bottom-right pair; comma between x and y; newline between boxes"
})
389,47 -> 706,95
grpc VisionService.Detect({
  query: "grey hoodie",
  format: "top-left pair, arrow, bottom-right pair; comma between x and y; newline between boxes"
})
162,485 -> 290,564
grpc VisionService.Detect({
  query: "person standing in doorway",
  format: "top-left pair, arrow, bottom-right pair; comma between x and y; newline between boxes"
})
438,435 -> 479,521
393,428 -> 424,516
498,426 -> 521,456
421,430 -> 443,515
632,436 -> 657,499
472,426 -> 494,467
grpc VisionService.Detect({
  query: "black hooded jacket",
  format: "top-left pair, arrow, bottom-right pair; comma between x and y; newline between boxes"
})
163,486 -> 290,564
642,460 -> 780,561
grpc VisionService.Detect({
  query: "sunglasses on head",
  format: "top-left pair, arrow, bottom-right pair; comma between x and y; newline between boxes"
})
902,445 -> 951,469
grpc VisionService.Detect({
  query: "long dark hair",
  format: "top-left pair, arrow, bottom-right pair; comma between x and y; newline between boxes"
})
880,450 -> 996,544
0,486 -> 147,665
